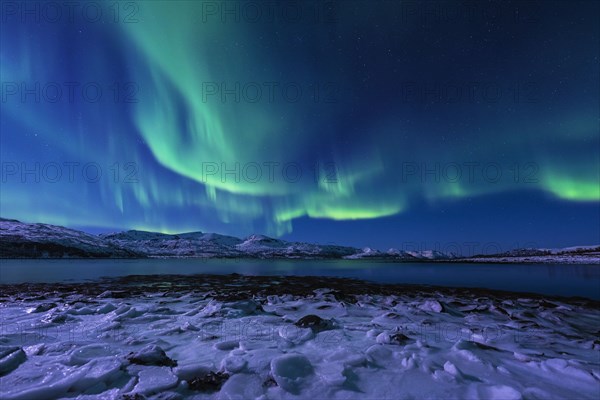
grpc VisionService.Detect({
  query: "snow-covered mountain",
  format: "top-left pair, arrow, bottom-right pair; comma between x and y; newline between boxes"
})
0,218 -> 138,258
235,234 -> 358,258
480,245 -> 600,257
344,247 -> 457,260
0,219 -> 361,259
462,245 -> 600,264
2,218 -> 596,262
101,230 -> 244,258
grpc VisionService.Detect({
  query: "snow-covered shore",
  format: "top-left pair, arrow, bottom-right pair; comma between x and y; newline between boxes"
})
1,274 -> 598,399
455,255 -> 600,264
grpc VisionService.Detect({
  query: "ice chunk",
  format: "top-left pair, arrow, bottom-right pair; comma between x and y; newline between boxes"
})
443,361 -> 459,376
0,364 -> 88,400
316,362 -> 346,385
218,373 -> 264,400
419,300 -> 443,313
68,306 -> 94,315
228,300 -> 261,316
278,325 -> 314,344
376,331 -> 410,345
132,366 -> 178,395
214,340 -> 239,351
366,328 -> 381,338
27,303 -> 57,313
200,300 -> 222,317
476,384 -> 522,400
0,346 -> 26,375
72,388 -> 120,399
270,353 -> 313,393
366,344 -> 393,364
174,364 -> 212,381
221,355 -> 247,373
542,359 -> 597,383
68,344 -> 115,365
96,303 -> 117,314
70,359 -> 123,392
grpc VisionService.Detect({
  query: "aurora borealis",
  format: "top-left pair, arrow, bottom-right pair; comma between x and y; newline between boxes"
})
1,0 -> 598,250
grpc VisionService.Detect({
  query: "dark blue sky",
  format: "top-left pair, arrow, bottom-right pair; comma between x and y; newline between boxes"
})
1,0 -> 598,250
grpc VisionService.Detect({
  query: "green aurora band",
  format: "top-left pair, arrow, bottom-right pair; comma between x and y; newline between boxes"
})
0,1 -> 598,236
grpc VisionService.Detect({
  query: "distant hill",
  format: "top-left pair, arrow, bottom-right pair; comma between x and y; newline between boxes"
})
459,245 -> 600,264
0,218 -> 597,263
0,218 -> 139,258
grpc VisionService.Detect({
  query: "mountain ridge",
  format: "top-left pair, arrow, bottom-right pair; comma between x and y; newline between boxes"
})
0,218 -> 598,263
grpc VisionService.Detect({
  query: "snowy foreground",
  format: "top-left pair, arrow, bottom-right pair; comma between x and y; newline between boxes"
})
1,275 -> 599,400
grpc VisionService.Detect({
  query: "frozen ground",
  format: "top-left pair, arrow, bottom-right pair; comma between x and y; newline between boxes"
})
0,274 -> 599,399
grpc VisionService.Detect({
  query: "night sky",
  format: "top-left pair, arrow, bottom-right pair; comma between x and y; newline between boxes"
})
1,1 -> 598,253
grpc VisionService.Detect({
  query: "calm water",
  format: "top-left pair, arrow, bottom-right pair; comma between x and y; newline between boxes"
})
0,259 -> 598,299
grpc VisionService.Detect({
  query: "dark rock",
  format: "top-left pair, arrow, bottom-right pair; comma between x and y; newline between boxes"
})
295,314 -> 333,332
31,303 -> 57,313
389,333 -> 410,344
188,371 -> 230,392
263,376 -> 278,387
119,394 -> 146,400
295,315 -> 322,328
472,342 -> 502,352
127,345 -> 177,367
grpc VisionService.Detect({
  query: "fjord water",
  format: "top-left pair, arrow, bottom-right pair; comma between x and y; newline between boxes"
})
1,259 -> 598,300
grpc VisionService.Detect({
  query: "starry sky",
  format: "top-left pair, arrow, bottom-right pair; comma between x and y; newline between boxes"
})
1,0 -> 598,252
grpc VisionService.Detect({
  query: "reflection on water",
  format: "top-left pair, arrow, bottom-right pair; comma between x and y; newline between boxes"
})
0,259 -> 598,299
